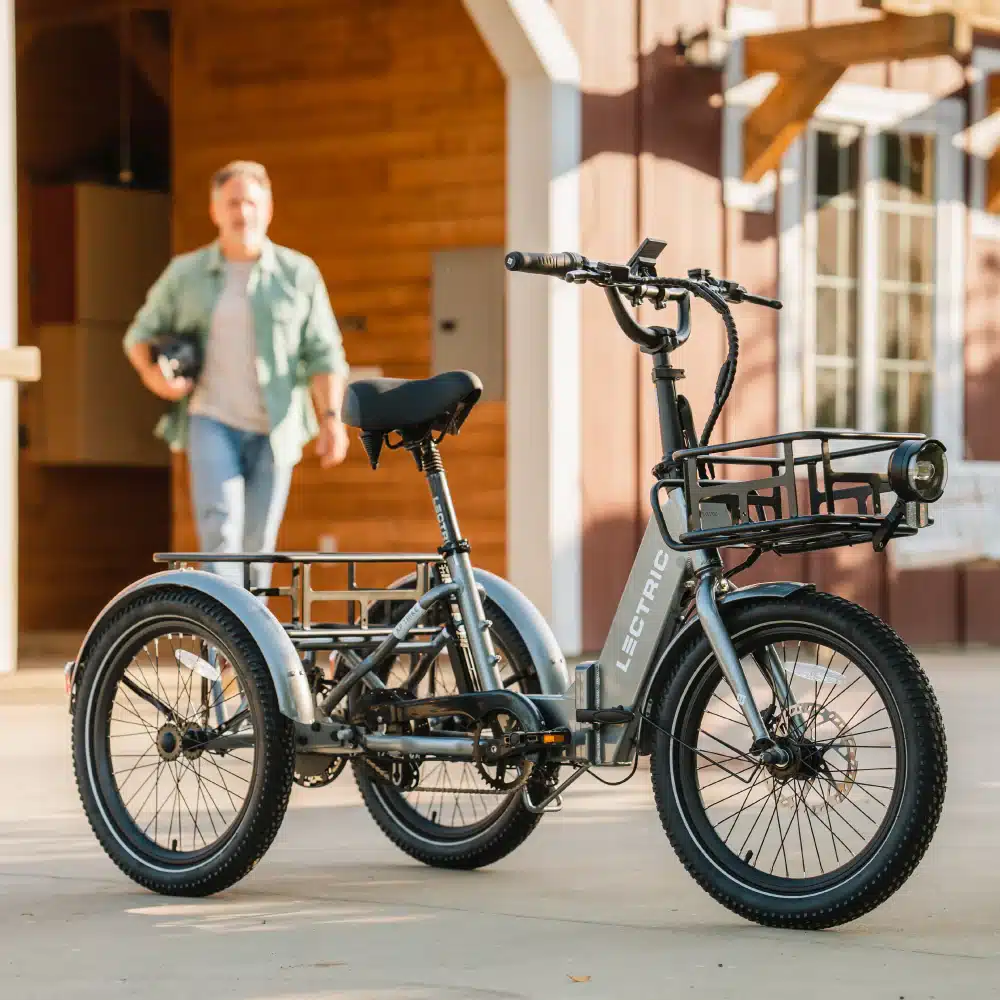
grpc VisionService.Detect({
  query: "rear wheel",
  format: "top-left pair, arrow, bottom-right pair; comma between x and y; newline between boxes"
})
72,586 -> 296,895
352,597 -> 554,869
650,591 -> 947,929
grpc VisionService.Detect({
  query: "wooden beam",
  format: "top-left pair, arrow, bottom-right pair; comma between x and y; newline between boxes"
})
744,11 -> 969,77
863,0 -> 1000,34
743,63 -> 845,183
113,12 -> 169,103
16,0 -> 167,32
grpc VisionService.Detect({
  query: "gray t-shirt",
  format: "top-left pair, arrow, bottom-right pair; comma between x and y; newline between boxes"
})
188,260 -> 271,434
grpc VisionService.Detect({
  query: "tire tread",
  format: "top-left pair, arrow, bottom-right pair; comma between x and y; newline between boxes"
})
650,590 -> 947,930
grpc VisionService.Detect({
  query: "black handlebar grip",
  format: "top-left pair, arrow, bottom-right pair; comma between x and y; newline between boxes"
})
504,250 -> 585,277
744,292 -> 783,310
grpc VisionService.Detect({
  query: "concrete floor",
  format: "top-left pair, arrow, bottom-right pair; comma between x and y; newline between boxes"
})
2,650 -> 1000,1000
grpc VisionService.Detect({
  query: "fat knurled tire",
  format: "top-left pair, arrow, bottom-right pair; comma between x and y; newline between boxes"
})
649,590 -> 947,930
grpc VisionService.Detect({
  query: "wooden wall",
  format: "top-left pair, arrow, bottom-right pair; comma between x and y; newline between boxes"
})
16,20 -> 171,632
564,0 -> 998,650
169,0 -> 507,584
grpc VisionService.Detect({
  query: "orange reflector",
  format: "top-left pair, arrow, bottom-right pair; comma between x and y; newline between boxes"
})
542,733 -> 567,744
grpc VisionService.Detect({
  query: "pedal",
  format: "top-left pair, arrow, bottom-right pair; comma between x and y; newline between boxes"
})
479,728 -> 572,760
575,707 -> 634,725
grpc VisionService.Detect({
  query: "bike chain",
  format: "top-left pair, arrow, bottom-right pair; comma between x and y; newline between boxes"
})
363,753 -> 529,796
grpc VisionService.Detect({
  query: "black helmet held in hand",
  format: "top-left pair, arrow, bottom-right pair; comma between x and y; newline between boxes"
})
149,329 -> 203,381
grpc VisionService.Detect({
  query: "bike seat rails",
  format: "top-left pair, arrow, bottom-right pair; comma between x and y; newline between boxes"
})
66,237 -> 949,932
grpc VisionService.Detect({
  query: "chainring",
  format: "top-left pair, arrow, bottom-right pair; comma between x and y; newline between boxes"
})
472,708 -> 534,791
293,755 -> 347,788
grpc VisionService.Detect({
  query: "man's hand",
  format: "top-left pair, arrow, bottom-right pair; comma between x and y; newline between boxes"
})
142,366 -> 194,402
127,341 -> 193,402
316,415 -> 349,468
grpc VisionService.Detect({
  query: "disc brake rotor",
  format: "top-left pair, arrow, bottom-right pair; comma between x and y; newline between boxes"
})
778,702 -> 858,809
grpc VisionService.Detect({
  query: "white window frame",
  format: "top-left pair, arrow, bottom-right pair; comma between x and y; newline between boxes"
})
776,82 -> 966,467
775,81 -> 1000,570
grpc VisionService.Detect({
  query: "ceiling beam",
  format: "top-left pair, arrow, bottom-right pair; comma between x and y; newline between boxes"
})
862,0 -> 1000,34
743,63 -> 846,183
113,13 -> 169,103
740,10 -> 972,183
744,11 -> 970,77
16,0 -> 168,32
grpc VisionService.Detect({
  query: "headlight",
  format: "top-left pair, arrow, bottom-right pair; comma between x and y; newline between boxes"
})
887,439 -> 948,503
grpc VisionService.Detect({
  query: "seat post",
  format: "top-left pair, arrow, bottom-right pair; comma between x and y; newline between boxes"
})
416,438 -> 504,691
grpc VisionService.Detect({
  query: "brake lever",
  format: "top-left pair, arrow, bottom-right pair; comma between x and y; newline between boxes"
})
565,267 -> 611,286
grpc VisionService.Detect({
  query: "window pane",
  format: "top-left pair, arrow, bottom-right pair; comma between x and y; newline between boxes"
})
816,129 -> 859,203
816,365 -> 856,429
811,127 -> 860,430
879,292 -> 902,360
880,212 -> 902,282
908,371 -> 932,436
816,286 -> 838,355
878,369 -> 901,431
874,130 -> 935,435
817,204 -> 857,277
879,133 -> 934,205
908,293 -> 932,362
843,288 -> 857,358
908,214 -> 934,284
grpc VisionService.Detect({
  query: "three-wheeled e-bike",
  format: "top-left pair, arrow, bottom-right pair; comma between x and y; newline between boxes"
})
67,238 -> 948,929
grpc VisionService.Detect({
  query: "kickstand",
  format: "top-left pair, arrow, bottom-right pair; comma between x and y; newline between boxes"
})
521,764 -> 590,814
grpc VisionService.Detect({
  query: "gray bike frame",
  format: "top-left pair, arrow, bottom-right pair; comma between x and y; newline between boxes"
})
66,308 -> 801,776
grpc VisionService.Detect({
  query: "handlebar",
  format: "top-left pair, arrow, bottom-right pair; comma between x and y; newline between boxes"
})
503,251 -> 586,278
744,292 -> 782,309
504,249 -> 781,354
505,244 -> 784,453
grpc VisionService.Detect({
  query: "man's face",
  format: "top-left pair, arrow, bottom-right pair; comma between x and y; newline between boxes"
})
209,175 -> 272,252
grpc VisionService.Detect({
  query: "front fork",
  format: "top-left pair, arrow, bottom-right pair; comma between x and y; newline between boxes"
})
691,552 -> 793,767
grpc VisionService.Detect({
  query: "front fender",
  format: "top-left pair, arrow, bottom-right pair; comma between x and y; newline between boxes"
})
66,568 -> 315,725
377,568 -> 571,697
628,580 -> 814,757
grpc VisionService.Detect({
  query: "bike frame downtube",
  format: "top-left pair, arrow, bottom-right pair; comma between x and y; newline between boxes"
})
423,445 -> 505,692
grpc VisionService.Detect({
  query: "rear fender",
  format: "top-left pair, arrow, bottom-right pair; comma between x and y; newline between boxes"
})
66,568 -> 315,724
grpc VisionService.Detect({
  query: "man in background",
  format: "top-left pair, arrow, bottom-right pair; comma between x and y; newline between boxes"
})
124,160 -> 350,592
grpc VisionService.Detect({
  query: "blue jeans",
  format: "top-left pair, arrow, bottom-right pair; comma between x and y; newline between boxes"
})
187,414 -> 293,593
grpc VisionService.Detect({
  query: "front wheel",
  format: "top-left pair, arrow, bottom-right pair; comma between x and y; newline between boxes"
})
650,591 -> 947,929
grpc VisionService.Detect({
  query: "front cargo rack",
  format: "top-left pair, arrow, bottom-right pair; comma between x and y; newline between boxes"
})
651,429 -> 933,555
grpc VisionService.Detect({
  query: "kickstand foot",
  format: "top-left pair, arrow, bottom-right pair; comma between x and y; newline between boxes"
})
521,765 -> 588,814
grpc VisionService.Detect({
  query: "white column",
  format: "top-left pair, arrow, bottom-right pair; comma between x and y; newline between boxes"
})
0,0 -> 19,675
462,0 -> 583,655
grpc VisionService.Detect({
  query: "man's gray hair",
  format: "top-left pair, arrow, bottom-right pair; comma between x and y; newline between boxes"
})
211,160 -> 271,193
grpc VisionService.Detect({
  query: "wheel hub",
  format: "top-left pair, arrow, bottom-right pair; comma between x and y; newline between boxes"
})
155,723 -> 183,762
770,703 -> 859,808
